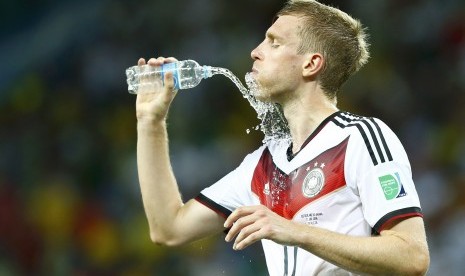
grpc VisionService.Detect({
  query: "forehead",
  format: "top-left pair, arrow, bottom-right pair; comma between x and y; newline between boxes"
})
267,15 -> 302,39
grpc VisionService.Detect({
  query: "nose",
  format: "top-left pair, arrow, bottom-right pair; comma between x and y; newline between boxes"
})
250,42 -> 263,61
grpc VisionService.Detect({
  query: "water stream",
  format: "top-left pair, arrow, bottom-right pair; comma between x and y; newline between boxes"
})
210,67 -> 291,144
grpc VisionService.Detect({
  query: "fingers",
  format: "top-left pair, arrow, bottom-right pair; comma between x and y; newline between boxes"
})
145,56 -> 178,67
232,221 -> 264,250
134,56 -> 178,121
224,206 -> 271,250
224,206 -> 257,228
136,56 -> 178,69
141,56 -> 179,90
135,56 -> 179,93
147,57 -> 160,66
165,56 -> 178,63
163,70 -> 178,94
225,212 -> 256,242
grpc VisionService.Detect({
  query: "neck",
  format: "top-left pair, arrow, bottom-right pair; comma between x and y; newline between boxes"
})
282,89 -> 338,153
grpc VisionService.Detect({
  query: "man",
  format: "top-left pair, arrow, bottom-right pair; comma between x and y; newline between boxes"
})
134,0 -> 430,275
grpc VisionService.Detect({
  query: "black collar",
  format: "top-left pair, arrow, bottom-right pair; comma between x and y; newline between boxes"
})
286,111 -> 342,161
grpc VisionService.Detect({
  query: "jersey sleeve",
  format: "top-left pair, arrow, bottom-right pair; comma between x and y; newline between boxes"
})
344,117 -> 423,234
195,145 -> 266,218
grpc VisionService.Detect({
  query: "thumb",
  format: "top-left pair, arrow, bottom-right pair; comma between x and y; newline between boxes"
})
164,71 -> 178,93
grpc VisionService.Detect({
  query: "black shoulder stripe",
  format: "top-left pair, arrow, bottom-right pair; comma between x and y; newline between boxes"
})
332,112 -> 392,166
350,122 -> 378,166
331,117 -> 378,165
358,120 -> 385,163
330,117 -> 345,128
368,118 -> 393,162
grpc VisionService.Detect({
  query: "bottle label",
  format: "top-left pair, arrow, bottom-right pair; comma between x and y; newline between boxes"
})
161,62 -> 179,90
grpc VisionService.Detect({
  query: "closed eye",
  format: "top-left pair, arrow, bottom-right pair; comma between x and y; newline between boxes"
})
269,38 -> 280,48
265,32 -> 281,49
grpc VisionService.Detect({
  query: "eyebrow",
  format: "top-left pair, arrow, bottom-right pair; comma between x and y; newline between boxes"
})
266,31 -> 282,41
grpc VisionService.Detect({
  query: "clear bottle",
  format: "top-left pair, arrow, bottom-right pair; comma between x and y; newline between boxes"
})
125,60 -> 213,94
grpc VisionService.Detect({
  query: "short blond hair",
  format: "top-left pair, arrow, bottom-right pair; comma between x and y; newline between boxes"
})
277,0 -> 370,99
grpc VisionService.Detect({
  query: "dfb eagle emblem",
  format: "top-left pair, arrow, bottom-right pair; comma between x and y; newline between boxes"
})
302,168 -> 325,198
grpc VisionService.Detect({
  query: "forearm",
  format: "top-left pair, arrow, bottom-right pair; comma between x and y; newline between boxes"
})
137,120 -> 184,244
293,221 -> 429,275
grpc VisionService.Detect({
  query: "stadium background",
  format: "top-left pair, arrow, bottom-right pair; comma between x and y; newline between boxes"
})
0,0 -> 464,275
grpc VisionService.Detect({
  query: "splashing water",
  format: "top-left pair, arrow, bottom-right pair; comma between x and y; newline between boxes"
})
210,67 -> 291,143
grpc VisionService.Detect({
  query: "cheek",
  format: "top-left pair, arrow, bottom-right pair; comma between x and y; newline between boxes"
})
285,62 -> 303,81
257,58 -> 301,89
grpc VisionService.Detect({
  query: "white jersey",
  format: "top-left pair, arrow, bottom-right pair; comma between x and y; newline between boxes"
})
196,111 -> 423,276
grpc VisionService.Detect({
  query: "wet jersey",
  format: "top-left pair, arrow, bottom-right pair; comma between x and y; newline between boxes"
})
195,111 -> 423,276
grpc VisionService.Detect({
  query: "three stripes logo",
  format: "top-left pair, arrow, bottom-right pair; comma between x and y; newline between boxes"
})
331,112 -> 392,166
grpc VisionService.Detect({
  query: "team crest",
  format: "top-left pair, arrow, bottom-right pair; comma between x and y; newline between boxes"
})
302,168 -> 325,198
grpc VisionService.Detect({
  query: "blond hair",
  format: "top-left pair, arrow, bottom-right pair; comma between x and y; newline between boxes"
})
277,0 -> 370,99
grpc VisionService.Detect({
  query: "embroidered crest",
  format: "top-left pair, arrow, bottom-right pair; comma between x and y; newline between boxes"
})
302,168 -> 325,198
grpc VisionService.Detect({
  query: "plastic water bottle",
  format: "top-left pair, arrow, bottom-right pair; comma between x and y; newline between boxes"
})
125,60 -> 213,94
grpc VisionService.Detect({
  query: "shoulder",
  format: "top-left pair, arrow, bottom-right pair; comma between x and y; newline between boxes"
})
236,144 -> 269,170
332,111 -> 401,166
331,111 -> 392,134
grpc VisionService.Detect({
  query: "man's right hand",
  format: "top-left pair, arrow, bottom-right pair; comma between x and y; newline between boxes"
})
136,56 -> 179,124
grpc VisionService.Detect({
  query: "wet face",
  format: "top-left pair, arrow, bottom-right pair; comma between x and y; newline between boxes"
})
250,15 -> 305,102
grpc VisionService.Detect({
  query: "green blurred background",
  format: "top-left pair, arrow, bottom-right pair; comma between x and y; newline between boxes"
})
0,0 -> 464,275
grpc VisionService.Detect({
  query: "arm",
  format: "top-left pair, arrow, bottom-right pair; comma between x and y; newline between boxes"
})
224,206 -> 429,275
136,57 -> 225,246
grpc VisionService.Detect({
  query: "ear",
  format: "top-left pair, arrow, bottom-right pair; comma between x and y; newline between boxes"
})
302,53 -> 324,77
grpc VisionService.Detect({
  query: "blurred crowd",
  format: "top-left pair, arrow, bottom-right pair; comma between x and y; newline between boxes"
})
0,0 -> 464,275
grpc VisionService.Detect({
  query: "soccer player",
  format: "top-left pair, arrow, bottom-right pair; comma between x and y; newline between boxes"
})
134,0 -> 430,275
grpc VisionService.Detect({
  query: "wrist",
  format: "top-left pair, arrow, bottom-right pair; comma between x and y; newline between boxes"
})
288,222 -> 313,247
137,119 -> 167,133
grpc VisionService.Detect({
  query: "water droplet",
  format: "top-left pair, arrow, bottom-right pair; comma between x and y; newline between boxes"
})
210,68 -> 291,143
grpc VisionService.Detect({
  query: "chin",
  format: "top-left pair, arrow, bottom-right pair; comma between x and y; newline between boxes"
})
246,75 -> 275,103
249,87 -> 270,101
254,94 -> 273,103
